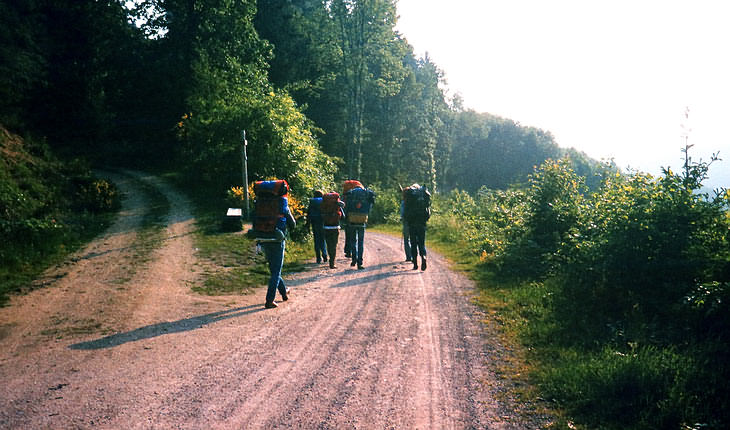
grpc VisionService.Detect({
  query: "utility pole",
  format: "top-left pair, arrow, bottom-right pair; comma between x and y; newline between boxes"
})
680,106 -> 693,182
241,130 -> 250,219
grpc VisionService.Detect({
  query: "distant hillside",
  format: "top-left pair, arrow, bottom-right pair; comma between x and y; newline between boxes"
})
439,110 -> 606,193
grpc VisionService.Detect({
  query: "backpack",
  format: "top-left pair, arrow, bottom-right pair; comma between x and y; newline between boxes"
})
253,179 -> 288,197
252,195 -> 288,234
251,180 -> 289,238
343,179 -> 363,194
344,187 -> 374,224
404,186 -> 431,224
307,197 -> 323,221
321,192 -> 342,227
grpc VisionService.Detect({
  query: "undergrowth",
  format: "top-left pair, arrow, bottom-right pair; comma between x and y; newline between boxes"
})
170,173 -> 313,296
378,155 -> 729,429
0,128 -> 121,304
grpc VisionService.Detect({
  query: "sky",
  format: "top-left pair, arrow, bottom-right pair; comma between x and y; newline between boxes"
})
395,0 -> 730,189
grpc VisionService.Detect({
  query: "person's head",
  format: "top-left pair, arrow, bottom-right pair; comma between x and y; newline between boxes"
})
313,189 -> 323,198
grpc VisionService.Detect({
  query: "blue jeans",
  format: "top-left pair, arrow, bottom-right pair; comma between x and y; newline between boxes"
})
350,225 -> 365,265
262,241 -> 287,303
344,223 -> 353,256
408,223 -> 427,260
402,221 -> 412,260
312,220 -> 327,260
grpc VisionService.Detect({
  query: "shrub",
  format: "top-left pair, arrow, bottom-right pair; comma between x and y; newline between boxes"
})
497,159 -> 585,279
366,183 -> 401,225
538,345 -> 690,429
1,126 -> 118,303
553,166 -> 730,344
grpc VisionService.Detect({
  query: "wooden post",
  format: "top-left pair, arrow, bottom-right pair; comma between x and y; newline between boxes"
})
241,130 -> 250,219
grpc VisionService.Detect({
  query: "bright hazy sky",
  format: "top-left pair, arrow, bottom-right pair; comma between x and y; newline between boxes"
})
395,0 -> 730,189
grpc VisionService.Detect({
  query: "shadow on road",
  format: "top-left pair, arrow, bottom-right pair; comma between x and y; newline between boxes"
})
329,267 -> 412,289
68,305 -> 264,350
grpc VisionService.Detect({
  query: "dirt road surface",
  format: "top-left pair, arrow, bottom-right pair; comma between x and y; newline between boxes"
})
0,172 -> 546,429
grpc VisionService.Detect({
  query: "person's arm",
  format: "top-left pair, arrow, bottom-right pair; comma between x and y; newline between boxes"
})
285,208 -> 296,230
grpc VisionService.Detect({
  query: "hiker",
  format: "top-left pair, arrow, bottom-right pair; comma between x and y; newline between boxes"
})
306,190 -> 327,263
342,180 -> 363,258
321,191 -> 346,269
343,182 -> 375,270
249,180 -> 296,309
400,197 -> 413,262
403,183 -> 431,271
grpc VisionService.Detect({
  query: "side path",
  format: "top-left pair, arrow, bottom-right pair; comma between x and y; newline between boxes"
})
0,172 -> 548,428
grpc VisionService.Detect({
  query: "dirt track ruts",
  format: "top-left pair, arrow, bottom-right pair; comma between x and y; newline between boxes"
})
0,171 -> 546,429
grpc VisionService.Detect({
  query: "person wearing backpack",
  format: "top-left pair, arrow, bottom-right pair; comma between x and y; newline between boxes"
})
306,190 -> 327,264
343,183 -> 375,270
342,180 -> 363,258
249,180 -> 296,309
320,191 -> 346,269
403,183 -> 431,271
400,196 -> 413,262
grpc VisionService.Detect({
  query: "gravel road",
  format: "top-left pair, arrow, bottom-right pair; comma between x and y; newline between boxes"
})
0,172 -> 547,429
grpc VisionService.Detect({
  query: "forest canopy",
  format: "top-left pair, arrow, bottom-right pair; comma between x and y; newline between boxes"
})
0,0 -> 601,196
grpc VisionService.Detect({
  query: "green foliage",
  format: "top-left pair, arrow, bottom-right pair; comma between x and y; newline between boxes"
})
553,166 -> 729,345
497,159 -> 585,280
538,345 -> 690,429
363,183 -> 400,224
418,152 -> 730,428
0,127 -> 119,304
180,87 -> 337,197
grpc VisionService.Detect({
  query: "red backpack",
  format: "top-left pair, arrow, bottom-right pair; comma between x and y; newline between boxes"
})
343,180 -> 363,194
252,180 -> 289,234
253,179 -> 288,196
321,192 -> 342,227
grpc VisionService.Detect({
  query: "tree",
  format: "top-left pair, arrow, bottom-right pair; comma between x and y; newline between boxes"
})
327,0 -> 401,178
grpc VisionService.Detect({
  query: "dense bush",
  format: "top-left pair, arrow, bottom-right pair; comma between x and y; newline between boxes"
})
539,345 -> 691,429
417,155 -> 730,428
1,126 -> 119,302
554,166 -> 730,345
365,183 -> 401,225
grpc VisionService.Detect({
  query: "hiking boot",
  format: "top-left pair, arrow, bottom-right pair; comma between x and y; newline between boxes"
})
344,253 -> 351,258
412,262 -> 418,270
323,255 -> 328,262
264,301 -> 278,309
316,257 -> 322,264
330,263 -> 336,269
357,264 -> 364,270
405,257 -> 412,262
421,257 -> 427,271
350,260 -> 357,267
281,289 -> 290,301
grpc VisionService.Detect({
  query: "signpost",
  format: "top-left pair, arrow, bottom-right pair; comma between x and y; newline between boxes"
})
241,130 -> 250,219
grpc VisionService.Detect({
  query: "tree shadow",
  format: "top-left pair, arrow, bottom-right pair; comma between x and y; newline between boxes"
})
290,261 -> 404,286
329,267 -> 412,289
69,305 -> 264,350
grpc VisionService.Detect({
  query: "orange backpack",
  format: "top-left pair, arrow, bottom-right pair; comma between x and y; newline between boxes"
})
321,192 -> 342,227
343,180 -> 363,194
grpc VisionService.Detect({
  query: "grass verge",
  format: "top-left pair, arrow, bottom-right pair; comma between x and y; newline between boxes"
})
0,211 -> 114,306
169,174 -> 313,296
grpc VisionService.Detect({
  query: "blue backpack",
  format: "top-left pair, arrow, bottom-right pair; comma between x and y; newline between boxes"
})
308,197 -> 323,220
345,187 -> 374,224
